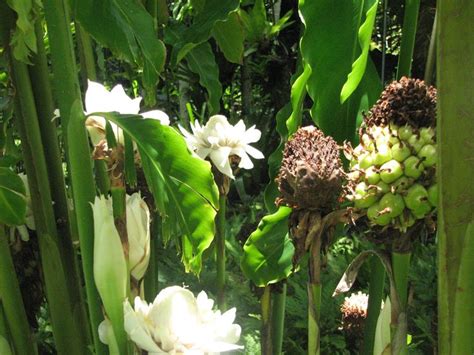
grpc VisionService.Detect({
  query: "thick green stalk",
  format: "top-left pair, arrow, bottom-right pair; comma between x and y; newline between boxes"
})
270,282 -> 287,355
361,256 -> 386,355
216,193 -> 227,310
391,252 -> 411,355
76,23 -> 98,85
11,60 -> 88,353
396,0 -> 421,78
28,22 -> 91,336
145,213 -> 160,301
0,303 -> 8,342
261,285 -> 273,355
42,1 -> 105,352
437,1 -> 474,353
308,235 -> 322,355
0,226 -> 37,355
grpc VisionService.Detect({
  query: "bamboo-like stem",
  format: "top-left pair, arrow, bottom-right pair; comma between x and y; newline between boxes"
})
437,1 -> 474,353
0,225 -> 37,355
361,256 -> 386,355
270,282 -> 287,355
261,285 -> 273,355
308,233 -> 322,355
42,0 -> 105,352
396,0 -> 421,78
145,212 -> 160,301
11,60 -> 88,353
391,252 -> 411,355
423,10 -> 437,85
216,193 -> 227,310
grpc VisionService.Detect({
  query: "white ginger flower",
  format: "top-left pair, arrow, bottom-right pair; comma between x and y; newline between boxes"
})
85,80 -> 169,145
179,115 -> 264,179
120,286 -> 243,354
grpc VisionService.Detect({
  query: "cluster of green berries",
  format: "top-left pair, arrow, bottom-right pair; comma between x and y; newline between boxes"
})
345,123 -> 437,231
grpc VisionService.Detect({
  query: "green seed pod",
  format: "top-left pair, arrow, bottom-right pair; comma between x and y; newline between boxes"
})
404,184 -> 431,213
418,144 -> 436,167
407,134 -> 424,153
398,125 -> 413,141
419,127 -> 435,145
380,160 -> 403,183
404,156 -> 425,179
373,144 -> 392,166
359,152 -> 374,169
428,184 -> 438,207
367,202 -> 392,226
354,182 -> 379,208
391,176 -> 413,193
379,192 -> 405,218
365,166 -> 380,184
376,181 -> 390,194
391,142 -> 411,162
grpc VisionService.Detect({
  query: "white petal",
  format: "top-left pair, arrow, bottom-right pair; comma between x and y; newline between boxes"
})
85,81 -> 114,114
243,126 -> 262,143
210,147 -> 231,168
98,319 -> 111,345
141,110 -> 170,126
234,150 -> 254,169
244,144 -> 264,159
110,85 -> 142,114
195,147 -> 211,160
124,300 -> 163,352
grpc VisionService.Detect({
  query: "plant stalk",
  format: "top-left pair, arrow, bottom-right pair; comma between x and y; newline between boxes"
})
216,193 -> 227,310
437,1 -> 474,353
270,282 -> 287,355
423,10 -> 437,85
0,225 -> 37,355
261,285 -> 273,355
361,256 -> 386,355
145,212 -> 160,301
396,0 -> 421,78
42,0 -> 105,352
11,60 -> 88,353
391,252 -> 411,355
308,233 -> 322,355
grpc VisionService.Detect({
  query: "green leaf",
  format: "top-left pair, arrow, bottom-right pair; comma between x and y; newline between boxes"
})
96,114 -> 219,274
212,11 -> 245,64
186,42 -> 223,115
286,64 -> 311,135
241,206 -> 294,287
239,0 -> 268,43
5,0 -> 39,63
340,0 -> 378,103
171,0 -> 240,63
0,167 -> 26,226
299,0 -> 380,143
374,297 -> 392,355
74,0 -> 166,102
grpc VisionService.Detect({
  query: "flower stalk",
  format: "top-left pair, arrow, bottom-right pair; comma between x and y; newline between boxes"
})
0,225 -> 37,355
216,191 -> 227,310
261,285 -> 273,355
270,282 -> 287,355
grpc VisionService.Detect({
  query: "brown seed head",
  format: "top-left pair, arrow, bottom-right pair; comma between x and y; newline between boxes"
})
365,76 -> 437,129
276,126 -> 343,212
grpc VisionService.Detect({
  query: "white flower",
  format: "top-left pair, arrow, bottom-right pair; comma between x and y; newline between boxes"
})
179,115 -> 264,179
126,193 -> 151,281
123,286 -> 243,354
85,80 -> 170,145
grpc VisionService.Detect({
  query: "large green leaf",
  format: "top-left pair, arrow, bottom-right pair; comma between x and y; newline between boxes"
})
241,206 -> 294,287
97,114 -> 219,274
73,0 -> 166,102
212,11 -> 245,64
299,0 -> 379,143
186,42 -> 223,115
0,168 -> 26,226
171,0 -> 240,63
340,0 -> 378,103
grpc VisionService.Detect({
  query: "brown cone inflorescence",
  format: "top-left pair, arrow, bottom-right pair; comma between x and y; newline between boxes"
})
276,126 -> 343,213
365,76 -> 437,129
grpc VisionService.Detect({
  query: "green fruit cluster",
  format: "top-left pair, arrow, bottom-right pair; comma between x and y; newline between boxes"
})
346,123 -> 437,231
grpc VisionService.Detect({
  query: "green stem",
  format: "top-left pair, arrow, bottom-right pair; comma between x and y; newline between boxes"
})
145,213 -> 160,301
391,252 -> 411,355
308,234 -> 322,355
0,302 -> 9,342
396,0 -> 421,78
361,256 -> 386,355
42,0 -> 105,353
270,282 -> 286,355
11,56 -> 89,354
216,193 -> 227,310
437,2 -> 474,353
423,10 -> 437,85
0,225 -> 37,355
261,285 -> 273,355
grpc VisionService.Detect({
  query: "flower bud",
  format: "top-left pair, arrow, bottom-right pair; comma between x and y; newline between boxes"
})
126,193 -> 151,281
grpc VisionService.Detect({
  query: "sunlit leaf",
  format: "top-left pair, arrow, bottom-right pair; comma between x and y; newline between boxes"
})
340,0 -> 378,103
241,206 -> 294,287
212,11 -> 245,64
0,167 -> 26,226
96,113 -> 219,274
374,297 -> 392,355
186,42 -> 223,115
